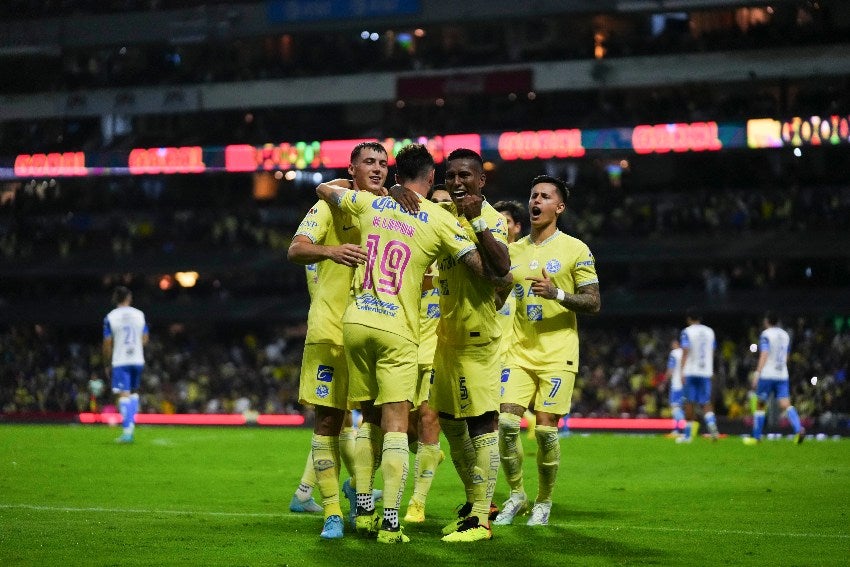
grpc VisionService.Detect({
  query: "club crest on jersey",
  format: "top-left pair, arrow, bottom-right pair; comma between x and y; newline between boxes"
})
545,259 -> 562,273
315,385 -> 330,398
317,365 -> 334,382
426,304 -> 441,318
529,259 -> 539,270
527,304 -> 543,321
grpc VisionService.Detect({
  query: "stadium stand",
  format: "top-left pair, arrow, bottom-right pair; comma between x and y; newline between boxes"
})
1,1 -> 848,432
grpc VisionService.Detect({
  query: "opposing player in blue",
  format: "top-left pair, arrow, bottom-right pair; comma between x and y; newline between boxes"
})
744,312 -> 805,444
664,338 -> 686,438
102,286 -> 149,444
677,308 -> 719,442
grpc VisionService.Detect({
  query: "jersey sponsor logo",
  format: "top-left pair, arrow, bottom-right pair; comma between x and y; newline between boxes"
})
527,304 -> 543,321
371,196 -> 430,222
354,292 -> 400,316
513,283 -> 525,299
501,368 -> 510,382
438,256 -> 457,271
300,220 -> 318,228
315,384 -> 330,399
317,364 -> 334,382
576,259 -> 594,267
426,303 -> 441,318
545,259 -> 562,273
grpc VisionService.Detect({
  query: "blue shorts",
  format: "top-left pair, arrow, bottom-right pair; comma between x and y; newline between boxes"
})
756,379 -> 790,402
669,388 -> 683,407
682,376 -> 712,406
112,364 -> 143,393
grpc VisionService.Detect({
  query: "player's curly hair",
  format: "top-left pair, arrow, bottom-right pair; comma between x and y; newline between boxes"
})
395,143 -> 435,182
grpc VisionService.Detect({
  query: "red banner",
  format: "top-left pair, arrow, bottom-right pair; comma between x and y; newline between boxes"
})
14,152 -> 87,177
397,69 -> 532,99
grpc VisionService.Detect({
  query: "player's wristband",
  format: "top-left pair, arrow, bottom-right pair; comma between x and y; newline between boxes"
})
470,217 -> 488,233
555,288 -> 566,302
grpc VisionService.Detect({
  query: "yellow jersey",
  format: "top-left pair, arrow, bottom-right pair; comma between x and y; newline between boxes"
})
436,201 -> 509,345
337,190 -> 475,344
294,199 -> 360,345
509,230 -> 598,369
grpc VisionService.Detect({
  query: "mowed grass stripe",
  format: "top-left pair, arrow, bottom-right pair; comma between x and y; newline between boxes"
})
1,503 -> 848,540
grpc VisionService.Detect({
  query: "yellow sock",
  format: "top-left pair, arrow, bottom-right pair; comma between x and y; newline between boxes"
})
381,432 -> 410,513
339,426 -> 356,479
534,425 -> 560,503
311,434 -> 342,519
411,442 -> 441,504
440,417 -> 476,503
297,449 -> 316,493
470,431 -> 499,524
498,412 -> 524,494
354,422 -> 383,497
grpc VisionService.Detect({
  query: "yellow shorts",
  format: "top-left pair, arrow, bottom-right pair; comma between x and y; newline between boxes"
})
298,343 -> 349,410
414,365 -> 433,408
431,339 -> 500,418
500,366 -> 576,416
344,323 -> 417,406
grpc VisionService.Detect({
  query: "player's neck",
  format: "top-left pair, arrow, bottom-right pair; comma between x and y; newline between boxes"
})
530,222 -> 558,244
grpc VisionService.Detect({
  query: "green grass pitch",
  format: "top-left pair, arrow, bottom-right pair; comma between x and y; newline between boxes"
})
1,425 -> 847,566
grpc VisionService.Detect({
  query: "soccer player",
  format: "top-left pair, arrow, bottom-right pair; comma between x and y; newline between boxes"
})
431,148 -> 513,543
404,184 -> 452,525
315,143 -> 508,543
665,338 -> 686,438
492,200 -> 527,362
494,175 -> 600,527
492,200 -> 531,437
102,286 -> 149,444
677,307 -> 719,442
287,141 -> 388,539
744,312 -> 805,445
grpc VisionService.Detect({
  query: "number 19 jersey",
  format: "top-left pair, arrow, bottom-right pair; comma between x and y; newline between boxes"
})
337,190 -> 475,344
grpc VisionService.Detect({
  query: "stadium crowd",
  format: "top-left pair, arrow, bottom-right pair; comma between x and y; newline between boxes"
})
2,318 -> 848,431
4,177 -> 849,263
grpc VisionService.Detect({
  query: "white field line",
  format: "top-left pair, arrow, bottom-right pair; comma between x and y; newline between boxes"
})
1,503 -> 848,540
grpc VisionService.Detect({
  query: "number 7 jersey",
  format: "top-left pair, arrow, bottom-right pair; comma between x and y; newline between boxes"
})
337,190 -> 476,344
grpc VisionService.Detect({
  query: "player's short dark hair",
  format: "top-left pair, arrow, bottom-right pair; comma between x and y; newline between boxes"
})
686,306 -> 702,322
493,199 -> 529,232
764,311 -> 779,326
427,183 -> 448,200
446,148 -> 484,170
395,143 -> 435,182
112,286 -> 132,306
531,174 -> 570,203
350,141 -> 387,163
